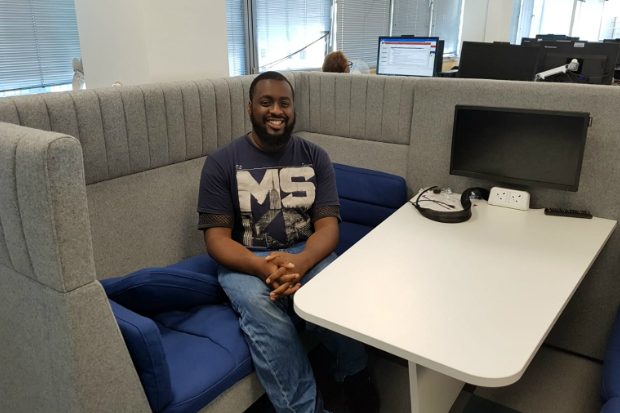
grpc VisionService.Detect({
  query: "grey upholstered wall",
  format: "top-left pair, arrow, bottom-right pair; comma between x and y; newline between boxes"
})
0,78 -> 259,278
293,72 -> 414,179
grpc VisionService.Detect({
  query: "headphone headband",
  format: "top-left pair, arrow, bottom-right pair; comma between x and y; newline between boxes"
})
411,186 -> 488,224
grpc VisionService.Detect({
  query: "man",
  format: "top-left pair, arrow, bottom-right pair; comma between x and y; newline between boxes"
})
197,71 -> 378,413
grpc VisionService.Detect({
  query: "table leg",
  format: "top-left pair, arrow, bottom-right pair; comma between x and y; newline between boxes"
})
408,361 -> 464,413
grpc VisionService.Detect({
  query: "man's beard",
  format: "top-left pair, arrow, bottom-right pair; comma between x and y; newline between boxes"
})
250,113 -> 296,152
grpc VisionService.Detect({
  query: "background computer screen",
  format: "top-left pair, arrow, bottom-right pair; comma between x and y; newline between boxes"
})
458,42 -> 542,81
450,106 -> 589,191
376,37 -> 439,77
524,41 -> 619,84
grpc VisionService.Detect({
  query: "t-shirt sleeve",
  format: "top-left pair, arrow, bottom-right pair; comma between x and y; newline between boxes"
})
197,155 -> 235,230
311,147 -> 341,222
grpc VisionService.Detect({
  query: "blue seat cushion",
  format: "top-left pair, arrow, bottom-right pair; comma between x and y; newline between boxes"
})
103,261 -> 252,413
602,308 -> 620,401
156,305 -> 253,413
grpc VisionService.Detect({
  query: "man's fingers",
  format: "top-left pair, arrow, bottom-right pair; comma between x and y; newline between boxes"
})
264,254 -> 294,268
269,282 -> 293,300
280,283 -> 301,297
265,266 -> 287,284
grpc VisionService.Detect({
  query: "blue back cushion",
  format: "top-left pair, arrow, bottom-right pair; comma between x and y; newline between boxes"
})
109,300 -> 173,412
102,264 -> 225,317
333,163 -> 407,255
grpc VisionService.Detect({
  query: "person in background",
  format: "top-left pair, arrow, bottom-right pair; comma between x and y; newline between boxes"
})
197,71 -> 379,413
322,51 -> 351,73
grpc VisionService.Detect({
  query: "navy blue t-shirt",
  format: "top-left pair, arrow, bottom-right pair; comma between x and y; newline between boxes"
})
197,135 -> 340,250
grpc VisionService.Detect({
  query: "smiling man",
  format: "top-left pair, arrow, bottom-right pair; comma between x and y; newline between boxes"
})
197,71 -> 378,413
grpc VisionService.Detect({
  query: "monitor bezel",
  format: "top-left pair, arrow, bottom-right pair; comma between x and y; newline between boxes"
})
376,36 -> 440,77
449,105 -> 590,192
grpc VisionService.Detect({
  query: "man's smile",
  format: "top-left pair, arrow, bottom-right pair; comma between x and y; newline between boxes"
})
266,117 -> 286,131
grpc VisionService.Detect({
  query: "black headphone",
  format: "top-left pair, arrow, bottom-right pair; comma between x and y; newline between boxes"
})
411,186 -> 489,223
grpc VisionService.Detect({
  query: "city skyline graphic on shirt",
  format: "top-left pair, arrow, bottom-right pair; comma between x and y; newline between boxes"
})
236,165 -> 316,249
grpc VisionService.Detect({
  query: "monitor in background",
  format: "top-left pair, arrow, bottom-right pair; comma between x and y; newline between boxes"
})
603,38 -> 620,67
458,41 -> 542,81
450,106 -> 590,192
376,36 -> 440,77
400,35 -> 445,75
536,34 -> 579,41
531,41 -> 620,84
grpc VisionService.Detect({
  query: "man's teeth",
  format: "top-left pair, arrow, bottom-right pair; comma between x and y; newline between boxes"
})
267,119 -> 284,126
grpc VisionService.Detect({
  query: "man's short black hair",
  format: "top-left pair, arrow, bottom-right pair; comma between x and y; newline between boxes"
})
249,71 -> 295,101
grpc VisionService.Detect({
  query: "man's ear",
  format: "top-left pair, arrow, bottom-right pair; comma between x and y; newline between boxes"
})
247,100 -> 252,116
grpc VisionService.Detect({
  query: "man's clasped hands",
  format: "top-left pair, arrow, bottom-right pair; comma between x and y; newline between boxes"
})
263,252 -> 311,301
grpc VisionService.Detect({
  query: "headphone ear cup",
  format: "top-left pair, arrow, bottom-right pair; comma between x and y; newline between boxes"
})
461,187 -> 490,205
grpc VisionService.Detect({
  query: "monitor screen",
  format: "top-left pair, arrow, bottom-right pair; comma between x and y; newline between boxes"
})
376,37 -> 439,77
450,106 -> 590,191
536,34 -> 579,41
458,42 -> 542,81
526,41 -> 620,84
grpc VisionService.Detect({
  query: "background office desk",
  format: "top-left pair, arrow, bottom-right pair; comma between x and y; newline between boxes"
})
294,200 -> 616,413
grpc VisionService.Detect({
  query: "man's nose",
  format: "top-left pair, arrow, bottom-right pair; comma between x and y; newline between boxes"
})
269,103 -> 284,115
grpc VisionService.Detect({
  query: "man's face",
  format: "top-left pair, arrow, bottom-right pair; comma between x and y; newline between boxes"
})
248,79 -> 296,151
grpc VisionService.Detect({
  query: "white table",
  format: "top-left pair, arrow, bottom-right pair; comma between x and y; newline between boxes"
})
294,199 -> 616,413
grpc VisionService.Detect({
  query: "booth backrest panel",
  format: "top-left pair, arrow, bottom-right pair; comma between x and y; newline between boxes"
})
0,78 -> 262,185
292,72 -> 414,179
0,77 -> 264,278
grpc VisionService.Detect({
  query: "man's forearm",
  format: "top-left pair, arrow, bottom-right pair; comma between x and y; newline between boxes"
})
205,229 -> 272,280
296,217 -> 339,274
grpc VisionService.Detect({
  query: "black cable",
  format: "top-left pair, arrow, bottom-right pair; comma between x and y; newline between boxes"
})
409,186 -> 438,211
418,195 -> 455,209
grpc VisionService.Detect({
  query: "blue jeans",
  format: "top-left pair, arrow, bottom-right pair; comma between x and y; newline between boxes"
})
218,243 -> 368,413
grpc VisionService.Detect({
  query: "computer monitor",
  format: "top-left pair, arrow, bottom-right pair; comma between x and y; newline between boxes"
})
531,41 -> 620,84
450,106 -> 590,192
603,38 -> 620,68
536,34 -> 579,41
458,42 -> 542,81
400,35 -> 445,75
376,36 -> 441,77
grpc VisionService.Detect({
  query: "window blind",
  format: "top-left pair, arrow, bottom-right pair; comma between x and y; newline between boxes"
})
254,0 -> 331,72
392,0 -> 432,37
430,0 -> 463,55
336,0 -> 391,67
0,0 -> 81,92
226,0 -> 248,76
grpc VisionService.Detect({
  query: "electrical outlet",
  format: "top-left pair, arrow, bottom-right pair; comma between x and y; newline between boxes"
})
508,189 -> 530,210
488,187 -> 530,210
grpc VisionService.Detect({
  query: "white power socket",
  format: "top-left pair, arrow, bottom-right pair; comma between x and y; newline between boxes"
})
488,186 -> 530,210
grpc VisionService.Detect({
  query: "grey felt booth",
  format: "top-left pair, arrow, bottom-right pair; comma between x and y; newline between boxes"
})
1,72 -> 619,412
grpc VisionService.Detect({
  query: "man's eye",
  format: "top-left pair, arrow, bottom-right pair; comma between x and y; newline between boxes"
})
281,101 -> 291,108
259,100 -> 271,106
